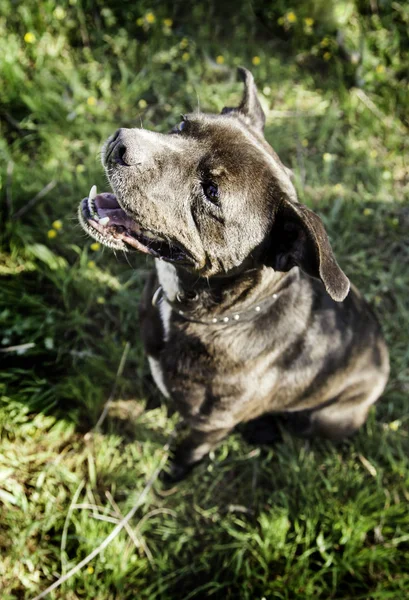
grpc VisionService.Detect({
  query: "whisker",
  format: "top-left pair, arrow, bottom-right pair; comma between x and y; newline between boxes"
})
123,250 -> 132,268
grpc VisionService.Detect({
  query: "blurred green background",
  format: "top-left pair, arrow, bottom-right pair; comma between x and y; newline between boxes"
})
1,1 -> 408,599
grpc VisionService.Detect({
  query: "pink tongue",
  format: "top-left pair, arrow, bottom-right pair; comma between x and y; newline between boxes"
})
94,193 -> 118,209
92,193 -> 137,230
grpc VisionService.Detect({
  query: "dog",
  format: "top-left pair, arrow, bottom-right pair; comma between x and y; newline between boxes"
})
78,68 -> 389,481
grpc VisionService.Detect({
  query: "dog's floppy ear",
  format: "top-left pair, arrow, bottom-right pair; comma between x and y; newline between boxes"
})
266,200 -> 350,302
221,67 -> 265,133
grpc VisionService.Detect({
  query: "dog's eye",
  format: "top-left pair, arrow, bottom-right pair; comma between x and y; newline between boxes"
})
170,119 -> 187,135
202,182 -> 219,204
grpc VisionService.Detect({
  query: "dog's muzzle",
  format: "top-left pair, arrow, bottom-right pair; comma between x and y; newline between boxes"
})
78,185 -> 194,264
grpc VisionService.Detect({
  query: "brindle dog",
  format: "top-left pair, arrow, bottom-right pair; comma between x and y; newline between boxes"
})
78,68 -> 389,481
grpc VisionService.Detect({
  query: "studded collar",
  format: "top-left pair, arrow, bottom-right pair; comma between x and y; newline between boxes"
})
152,284 -> 280,326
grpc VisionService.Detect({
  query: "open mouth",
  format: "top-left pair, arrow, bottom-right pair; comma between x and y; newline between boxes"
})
79,185 -> 192,264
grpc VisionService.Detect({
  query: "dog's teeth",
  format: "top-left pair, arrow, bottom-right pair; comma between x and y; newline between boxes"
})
87,185 -> 98,219
87,198 -> 96,217
89,185 -> 97,200
99,216 -> 110,225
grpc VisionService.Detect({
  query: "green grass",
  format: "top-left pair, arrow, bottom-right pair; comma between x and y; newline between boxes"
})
1,2 -> 409,598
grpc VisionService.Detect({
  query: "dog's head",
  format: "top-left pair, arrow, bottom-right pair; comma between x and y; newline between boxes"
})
78,68 -> 349,301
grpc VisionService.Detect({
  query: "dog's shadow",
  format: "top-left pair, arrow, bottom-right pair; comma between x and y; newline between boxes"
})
103,386 -> 326,507
102,364 -> 383,521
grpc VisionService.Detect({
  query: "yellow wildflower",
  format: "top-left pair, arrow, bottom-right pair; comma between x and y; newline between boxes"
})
138,99 -> 147,109
320,38 -> 330,47
145,12 -> 155,24
301,139 -> 309,147
376,64 -> 385,74
87,96 -> 97,106
304,17 -> 314,27
216,55 -> 225,65
87,260 -> 96,268
163,18 -> 173,27
333,183 -> 344,194
323,52 -> 331,61
136,17 -> 144,26
47,230 -> 57,239
54,6 -> 66,20
252,56 -> 261,66
90,242 -> 100,251
287,12 -> 297,23
182,52 -> 190,62
363,208 -> 373,216
180,38 -> 189,49
87,566 -> 94,574
52,220 -> 63,230
24,32 -> 36,44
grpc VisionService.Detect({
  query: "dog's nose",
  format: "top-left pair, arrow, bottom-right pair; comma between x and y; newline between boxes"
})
106,128 -> 136,167
112,140 -> 129,166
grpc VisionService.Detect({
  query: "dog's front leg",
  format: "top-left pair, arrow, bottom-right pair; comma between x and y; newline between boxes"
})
163,427 -> 232,483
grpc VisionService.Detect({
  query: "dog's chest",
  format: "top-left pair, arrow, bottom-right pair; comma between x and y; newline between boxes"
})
151,262 -> 244,418
161,330 -> 245,425
158,323 -> 286,429
151,262 -> 316,424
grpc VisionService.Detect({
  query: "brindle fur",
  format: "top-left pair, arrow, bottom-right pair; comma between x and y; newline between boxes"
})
82,68 -> 389,481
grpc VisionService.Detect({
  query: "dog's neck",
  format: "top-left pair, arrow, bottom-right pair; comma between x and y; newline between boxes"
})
155,259 -> 295,315
155,260 -> 181,302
